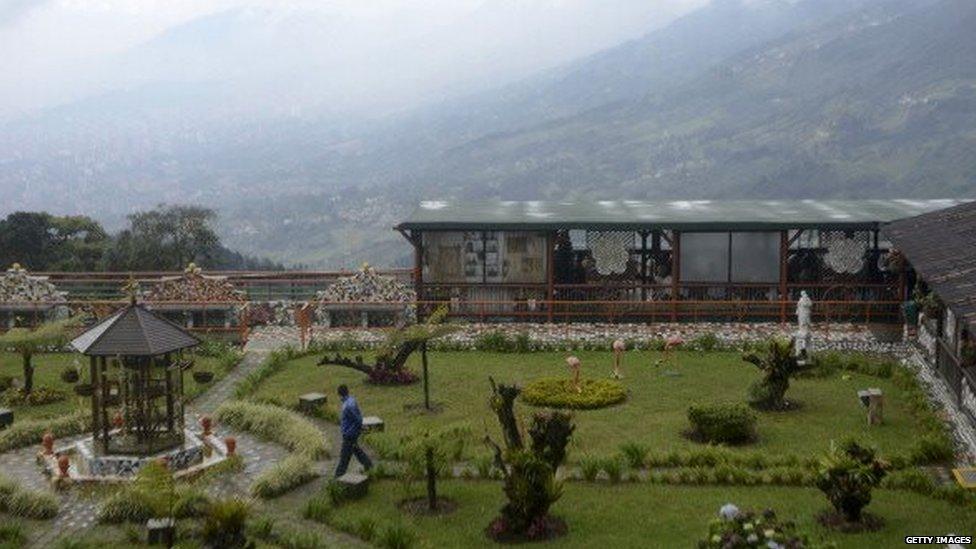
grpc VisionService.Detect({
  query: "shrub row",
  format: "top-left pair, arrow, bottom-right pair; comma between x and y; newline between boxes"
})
0,474 -> 58,520
0,410 -> 91,452
250,455 -> 319,499
304,489 -> 420,549
214,400 -> 329,459
195,338 -> 246,372
521,378 -> 626,409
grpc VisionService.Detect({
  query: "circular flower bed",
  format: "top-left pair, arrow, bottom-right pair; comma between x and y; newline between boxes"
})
521,378 -> 626,410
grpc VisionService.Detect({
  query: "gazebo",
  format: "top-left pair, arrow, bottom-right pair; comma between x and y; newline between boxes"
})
70,300 -> 200,472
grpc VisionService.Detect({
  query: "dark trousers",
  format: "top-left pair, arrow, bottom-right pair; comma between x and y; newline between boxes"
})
335,435 -> 372,477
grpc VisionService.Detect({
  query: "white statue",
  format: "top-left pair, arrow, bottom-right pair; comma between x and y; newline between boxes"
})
795,291 -> 813,359
796,291 -> 813,330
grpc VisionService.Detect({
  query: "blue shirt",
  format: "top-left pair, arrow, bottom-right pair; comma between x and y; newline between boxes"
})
340,396 -> 364,439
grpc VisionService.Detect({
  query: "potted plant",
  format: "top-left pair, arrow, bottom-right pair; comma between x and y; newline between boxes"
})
60,368 -> 80,384
193,370 -> 215,384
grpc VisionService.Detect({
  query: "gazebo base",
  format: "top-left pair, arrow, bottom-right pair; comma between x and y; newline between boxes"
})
40,429 -> 231,484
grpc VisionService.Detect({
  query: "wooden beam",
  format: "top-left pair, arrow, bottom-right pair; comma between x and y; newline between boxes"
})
546,231 -> 555,323
780,230 -> 789,323
671,231 -> 681,322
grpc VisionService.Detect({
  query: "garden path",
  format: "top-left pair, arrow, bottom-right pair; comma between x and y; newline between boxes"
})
3,332 -> 363,548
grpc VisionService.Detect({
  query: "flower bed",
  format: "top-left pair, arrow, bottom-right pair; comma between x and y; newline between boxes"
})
521,378 -> 626,409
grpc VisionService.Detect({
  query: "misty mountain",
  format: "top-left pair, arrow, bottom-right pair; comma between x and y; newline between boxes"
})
1,0 -> 974,268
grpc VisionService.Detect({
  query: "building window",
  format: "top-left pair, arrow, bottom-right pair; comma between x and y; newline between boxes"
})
681,232 -> 780,283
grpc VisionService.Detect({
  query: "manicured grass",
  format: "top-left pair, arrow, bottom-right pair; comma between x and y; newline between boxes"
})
327,479 -> 976,548
0,351 -> 234,421
253,350 -> 927,461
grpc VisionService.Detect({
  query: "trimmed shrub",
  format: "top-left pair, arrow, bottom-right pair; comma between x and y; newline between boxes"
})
521,377 -> 626,409
687,403 -> 757,445
304,493 -> 334,522
215,400 -> 329,459
908,432 -> 956,465
0,386 -> 67,406
251,455 -> 319,499
201,498 -> 250,548
0,522 -> 25,546
0,410 -> 91,452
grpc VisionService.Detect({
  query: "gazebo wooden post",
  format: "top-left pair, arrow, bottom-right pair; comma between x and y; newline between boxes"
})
163,355 -> 174,434
100,356 -> 110,451
90,355 -> 101,450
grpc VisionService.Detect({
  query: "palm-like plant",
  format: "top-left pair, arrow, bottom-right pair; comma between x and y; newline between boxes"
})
0,317 -> 81,395
742,337 -> 808,410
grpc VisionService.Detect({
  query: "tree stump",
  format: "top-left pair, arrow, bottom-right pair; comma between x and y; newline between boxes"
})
362,416 -> 384,433
299,392 -> 328,415
146,518 -> 175,546
0,408 -> 12,430
336,473 -> 370,500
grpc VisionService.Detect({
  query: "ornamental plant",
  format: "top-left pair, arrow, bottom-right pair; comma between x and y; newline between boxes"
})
742,337 -> 810,410
698,505 -> 815,548
687,403 -> 757,445
484,378 -> 575,542
815,439 -> 888,524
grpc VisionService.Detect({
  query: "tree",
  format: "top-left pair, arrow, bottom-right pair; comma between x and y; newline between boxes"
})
0,212 -> 108,271
319,306 -> 457,385
106,205 -> 220,271
0,317 -> 81,395
484,378 -> 575,541
742,337 -> 810,410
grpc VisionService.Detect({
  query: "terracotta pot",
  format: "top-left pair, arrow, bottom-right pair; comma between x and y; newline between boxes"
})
224,436 -> 237,456
57,454 -> 71,477
156,456 -> 170,470
200,416 -> 212,436
42,432 -> 54,455
112,412 -> 124,429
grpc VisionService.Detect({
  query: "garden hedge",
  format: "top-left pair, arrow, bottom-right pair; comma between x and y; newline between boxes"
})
521,378 -> 626,409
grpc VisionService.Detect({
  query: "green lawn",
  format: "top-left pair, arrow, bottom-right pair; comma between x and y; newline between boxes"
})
0,351 -> 233,421
326,480 -> 976,548
252,350 -> 927,460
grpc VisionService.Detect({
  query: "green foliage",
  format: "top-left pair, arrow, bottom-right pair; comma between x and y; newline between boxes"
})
303,493 -> 334,522
698,507 -> 816,548
601,456 -> 624,483
250,455 -> 318,499
97,464 -> 209,524
521,377 -> 625,409
0,386 -> 67,406
0,212 -> 108,271
578,454 -> 602,481
195,339 -> 244,372
377,522 -> 418,549
0,410 -> 90,452
687,403 -> 757,445
742,338 -> 808,410
215,400 -> 329,459
246,515 -> 275,541
689,333 -> 721,352
0,522 -> 25,547
806,352 -> 896,379
907,432 -> 956,465
234,345 -> 308,399
0,317 -> 83,395
0,474 -> 58,520
474,330 -> 533,353
619,442 -> 650,469
815,440 -> 888,523
201,498 -> 250,549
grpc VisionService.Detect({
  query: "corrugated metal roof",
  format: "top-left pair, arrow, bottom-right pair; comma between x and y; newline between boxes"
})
71,304 -> 200,356
397,199 -> 970,231
883,201 -> 976,333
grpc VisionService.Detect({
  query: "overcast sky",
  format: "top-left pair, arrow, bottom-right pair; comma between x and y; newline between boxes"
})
0,0 -> 707,118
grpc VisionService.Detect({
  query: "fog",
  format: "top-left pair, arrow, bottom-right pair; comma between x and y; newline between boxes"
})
0,0 -> 706,119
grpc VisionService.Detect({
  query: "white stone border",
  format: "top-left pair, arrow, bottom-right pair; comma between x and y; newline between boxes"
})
903,349 -> 976,466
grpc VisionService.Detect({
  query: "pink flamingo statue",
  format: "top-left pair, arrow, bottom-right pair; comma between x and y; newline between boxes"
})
566,356 -> 582,393
660,335 -> 684,368
611,339 -> 626,379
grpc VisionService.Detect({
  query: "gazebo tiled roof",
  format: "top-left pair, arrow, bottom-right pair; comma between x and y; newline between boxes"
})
70,303 -> 200,356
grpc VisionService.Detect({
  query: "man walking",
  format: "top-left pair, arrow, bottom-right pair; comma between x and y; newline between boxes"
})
335,384 -> 373,477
